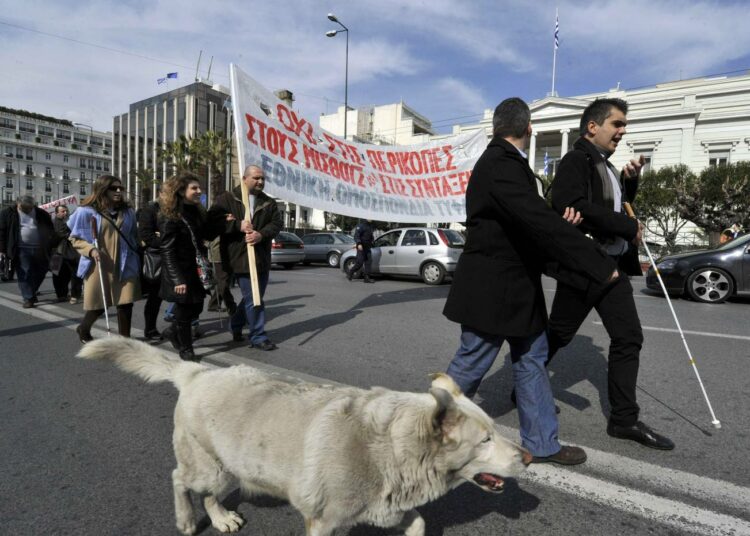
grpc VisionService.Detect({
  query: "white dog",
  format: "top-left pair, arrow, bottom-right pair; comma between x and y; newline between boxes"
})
78,337 -> 530,536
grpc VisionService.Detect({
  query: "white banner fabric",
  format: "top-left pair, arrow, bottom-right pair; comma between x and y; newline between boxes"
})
229,65 -> 487,223
39,195 -> 79,213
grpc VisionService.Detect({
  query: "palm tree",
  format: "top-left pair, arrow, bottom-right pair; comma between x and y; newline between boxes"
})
130,167 -> 158,208
199,130 -> 229,206
159,135 -> 202,174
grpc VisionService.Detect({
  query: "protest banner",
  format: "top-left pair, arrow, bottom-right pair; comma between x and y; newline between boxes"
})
229,65 -> 487,223
39,195 -> 79,213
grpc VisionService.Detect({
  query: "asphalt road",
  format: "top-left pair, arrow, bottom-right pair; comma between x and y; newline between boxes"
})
1,265 -> 749,536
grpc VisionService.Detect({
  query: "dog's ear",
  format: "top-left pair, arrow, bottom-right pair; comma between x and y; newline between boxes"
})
429,387 -> 462,441
428,373 -> 463,397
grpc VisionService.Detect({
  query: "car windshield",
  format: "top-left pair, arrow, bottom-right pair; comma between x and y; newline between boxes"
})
438,229 -> 465,247
714,233 -> 750,251
335,234 -> 355,243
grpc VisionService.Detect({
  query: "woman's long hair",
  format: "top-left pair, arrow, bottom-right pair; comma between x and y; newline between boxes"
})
80,175 -> 130,211
159,171 -> 203,221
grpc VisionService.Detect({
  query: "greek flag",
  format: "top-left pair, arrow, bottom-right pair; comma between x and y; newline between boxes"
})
157,77 -> 167,85
167,72 -> 178,79
543,151 -> 550,175
554,14 -> 559,49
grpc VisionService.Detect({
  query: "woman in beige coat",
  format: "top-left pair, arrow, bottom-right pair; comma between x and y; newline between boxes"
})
68,175 -> 141,342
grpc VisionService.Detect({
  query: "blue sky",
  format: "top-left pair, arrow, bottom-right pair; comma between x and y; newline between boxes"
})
2,0 -> 750,134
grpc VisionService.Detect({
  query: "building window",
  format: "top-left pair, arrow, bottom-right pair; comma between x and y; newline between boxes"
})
80,158 -> 86,168
44,195 -> 51,203
45,181 -> 52,192
3,189 -> 12,202
26,179 -> 33,190
25,164 -> 33,175
3,145 -> 12,158
46,152 -> 52,160
103,162 -> 110,172
88,159 -> 94,169
80,171 -> 86,181
80,183 -> 87,195
45,167 -> 52,178
63,155 -> 69,163
634,149 -> 653,173
63,182 -> 70,194
4,161 -> 12,173
708,149 -> 730,167
63,169 -> 70,180
5,178 -> 12,188
95,161 -> 102,171
15,149 -> 23,159
26,149 -> 33,160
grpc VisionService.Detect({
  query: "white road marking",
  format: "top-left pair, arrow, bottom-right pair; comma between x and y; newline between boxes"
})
592,320 -> 750,342
2,289 -> 750,534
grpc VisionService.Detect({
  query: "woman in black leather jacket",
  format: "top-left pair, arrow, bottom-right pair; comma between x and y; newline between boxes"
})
159,172 -> 217,360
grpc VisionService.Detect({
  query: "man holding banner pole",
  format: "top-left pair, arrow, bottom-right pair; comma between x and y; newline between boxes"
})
209,165 -> 282,351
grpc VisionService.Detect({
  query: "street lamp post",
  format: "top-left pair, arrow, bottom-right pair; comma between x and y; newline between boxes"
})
326,13 -> 349,140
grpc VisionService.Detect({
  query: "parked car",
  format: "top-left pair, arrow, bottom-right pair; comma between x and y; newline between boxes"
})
301,232 -> 355,267
645,233 -> 750,303
340,227 -> 465,285
271,231 -> 305,269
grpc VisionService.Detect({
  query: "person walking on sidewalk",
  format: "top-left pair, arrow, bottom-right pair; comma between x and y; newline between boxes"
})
68,176 -> 141,342
51,205 -> 82,304
0,195 -> 56,308
137,200 -> 163,340
346,219 -> 374,283
159,172 -> 217,361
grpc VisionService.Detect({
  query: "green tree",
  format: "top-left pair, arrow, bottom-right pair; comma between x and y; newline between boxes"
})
159,135 -> 202,174
676,161 -> 750,244
131,167 -> 158,205
634,165 -> 695,253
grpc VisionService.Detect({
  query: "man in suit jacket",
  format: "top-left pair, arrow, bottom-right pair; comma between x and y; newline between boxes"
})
443,98 -> 619,465
547,98 -> 674,450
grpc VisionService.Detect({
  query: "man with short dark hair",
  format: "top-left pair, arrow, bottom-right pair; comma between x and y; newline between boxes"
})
443,98 -> 619,465
52,205 -> 83,304
547,98 -> 674,450
0,196 -> 55,308
346,219 -> 374,283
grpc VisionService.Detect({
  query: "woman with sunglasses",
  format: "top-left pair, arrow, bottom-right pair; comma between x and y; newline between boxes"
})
68,175 -> 141,342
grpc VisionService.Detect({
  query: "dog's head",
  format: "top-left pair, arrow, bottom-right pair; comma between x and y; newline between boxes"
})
428,373 -> 531,493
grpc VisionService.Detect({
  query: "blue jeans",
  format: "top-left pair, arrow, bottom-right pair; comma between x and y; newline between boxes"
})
16,248 -> 48,301
446,326 -> 560,457
231,271 -> 270,344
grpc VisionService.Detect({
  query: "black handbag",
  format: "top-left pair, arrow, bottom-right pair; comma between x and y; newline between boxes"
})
142,247 -> 161,281
181,217 -> 215,291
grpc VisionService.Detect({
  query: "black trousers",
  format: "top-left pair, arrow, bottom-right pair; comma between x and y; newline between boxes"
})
141,276 -> 162,333
349,246 -> 372,276
52,259 -> 83,299
547,274 -> 643,427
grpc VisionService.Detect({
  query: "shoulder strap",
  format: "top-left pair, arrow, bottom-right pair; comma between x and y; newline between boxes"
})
180,216 -> 202,255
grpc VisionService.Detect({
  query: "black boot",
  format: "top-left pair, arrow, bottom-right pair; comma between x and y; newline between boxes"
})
363,274 -> 374,283
116,305 -> 132,338
175,321 -> 197,361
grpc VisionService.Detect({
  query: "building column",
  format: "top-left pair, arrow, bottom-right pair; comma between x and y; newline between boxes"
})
560,129 -> 570,157
152,103 -> 158,202
529,132 -> 537,172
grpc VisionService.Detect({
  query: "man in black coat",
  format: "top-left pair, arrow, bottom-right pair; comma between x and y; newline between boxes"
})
51,205 -> 82,304
208,164 -> 282,351
346,219 -> 374,283
137,201 -> 163,340
444,98 -> 619,465
547,98 -> 674,450
0,195 -> 56,308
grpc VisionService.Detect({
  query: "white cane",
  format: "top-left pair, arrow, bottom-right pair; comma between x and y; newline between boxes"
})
90,217 -> 111,336
624,202 -> 720,429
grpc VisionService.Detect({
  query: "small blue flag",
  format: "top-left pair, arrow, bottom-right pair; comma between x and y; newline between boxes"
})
167,72 -> 178,79
157,77 -> 167,85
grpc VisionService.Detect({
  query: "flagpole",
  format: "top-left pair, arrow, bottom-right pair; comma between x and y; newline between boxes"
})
551,8 -> 558,96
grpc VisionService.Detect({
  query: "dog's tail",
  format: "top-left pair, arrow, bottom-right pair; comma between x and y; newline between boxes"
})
76,336 -> 202,389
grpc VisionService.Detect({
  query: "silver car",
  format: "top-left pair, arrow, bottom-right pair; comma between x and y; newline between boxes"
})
271,231 -> 305,269
340,227 -> 464,285
301,232 -> 356,267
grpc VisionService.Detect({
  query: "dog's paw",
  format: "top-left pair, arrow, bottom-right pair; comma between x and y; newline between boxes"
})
211,510 -> 245,533
176,519 -> 197,536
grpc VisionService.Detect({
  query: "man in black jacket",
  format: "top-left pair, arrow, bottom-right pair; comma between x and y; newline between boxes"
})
346,219 -> 374,283
51,205 -> 82,304
137,201 -> 163,340
0,195 -> 55,308
547,98 -> 674,450
443,98 -> 619,465
209,164 -> 282,351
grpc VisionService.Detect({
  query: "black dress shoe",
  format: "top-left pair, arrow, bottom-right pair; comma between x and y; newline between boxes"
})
607,421 -> 675,450
143,329 -> 162,341
531,446 -> 587,465
76,326 -> 94,344
232,331 -> 244,342
510,388 -> 560,414
251,340 -> 278,351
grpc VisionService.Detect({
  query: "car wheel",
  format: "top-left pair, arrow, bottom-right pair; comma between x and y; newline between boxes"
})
327,252 -> 340,268
421,261 -> 445,285
281,263 -> 296,270
686,267 -> 734,303
343,257 -> 358,277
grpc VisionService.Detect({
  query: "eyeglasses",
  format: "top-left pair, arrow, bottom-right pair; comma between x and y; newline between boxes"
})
108,186 -> 124,192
